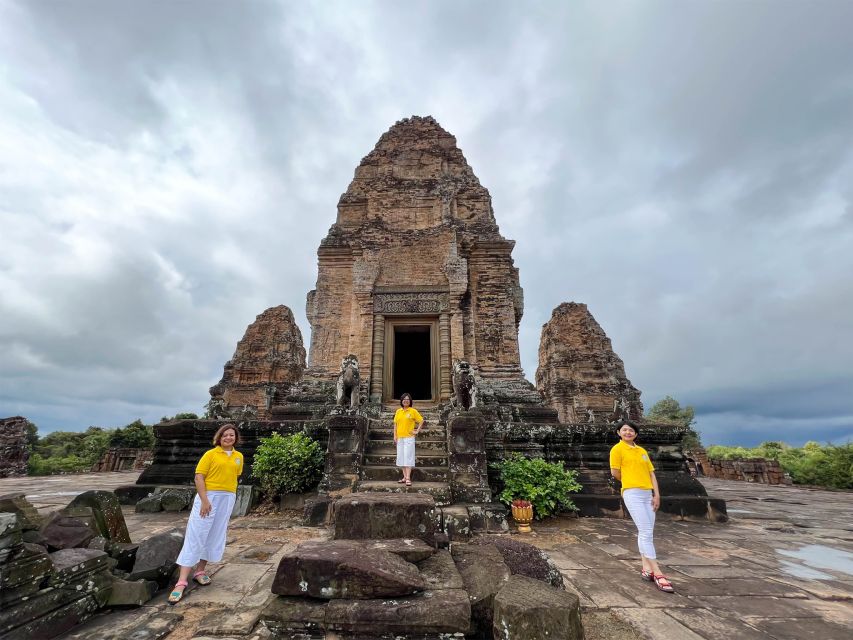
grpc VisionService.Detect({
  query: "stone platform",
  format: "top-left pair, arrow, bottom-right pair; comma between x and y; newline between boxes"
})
0,473 -> 849,639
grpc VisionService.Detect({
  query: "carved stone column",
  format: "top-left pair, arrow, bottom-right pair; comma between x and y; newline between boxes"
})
369,313 -> 385,403
439,313 -> 451,401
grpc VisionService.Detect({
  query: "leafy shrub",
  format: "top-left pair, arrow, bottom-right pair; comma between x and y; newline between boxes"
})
707,441 -> 852,490
109,420 -> 154,448
252,432 -> 324,499
493,454 -> 583,518
28,453 -> 93,475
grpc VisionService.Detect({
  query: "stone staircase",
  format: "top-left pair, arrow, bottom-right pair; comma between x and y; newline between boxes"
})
355,407 -> 452,505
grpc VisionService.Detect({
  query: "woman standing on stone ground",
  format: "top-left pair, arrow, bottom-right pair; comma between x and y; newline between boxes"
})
168,423 -> 244,604
609,420 -> 675,593
394,392 -> 424,486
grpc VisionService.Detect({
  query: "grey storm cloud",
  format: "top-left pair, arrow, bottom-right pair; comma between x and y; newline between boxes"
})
1,0 -> 851,446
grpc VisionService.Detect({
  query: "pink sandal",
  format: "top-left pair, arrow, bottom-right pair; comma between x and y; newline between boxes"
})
193,570 -> 212,586
168,580 -> 188,604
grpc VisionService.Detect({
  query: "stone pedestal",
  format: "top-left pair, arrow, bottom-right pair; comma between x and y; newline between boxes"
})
447,410 -> 492,504
322,414 -> 367,492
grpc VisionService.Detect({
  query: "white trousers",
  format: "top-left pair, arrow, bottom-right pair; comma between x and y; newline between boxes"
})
176,491 -> 236,567
622,488 -> 657,560
396,436 -> 416,467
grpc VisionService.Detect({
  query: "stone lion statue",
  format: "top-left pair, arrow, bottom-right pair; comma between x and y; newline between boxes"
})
336,354 -> 360,409
451,359 -> 478,411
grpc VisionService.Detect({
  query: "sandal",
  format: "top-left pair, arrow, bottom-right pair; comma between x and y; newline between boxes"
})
168,580 -> 188,604
397,478 -> 406,484
641,569 -> 653,582
405,480 -> 412,486
193,571 -> 212,586
653,574 -> 675,593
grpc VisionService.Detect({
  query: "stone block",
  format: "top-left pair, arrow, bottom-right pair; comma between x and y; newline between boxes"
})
333,493 -> 437,544
417,549 -> 464,590
279,489 -> 314,511
106,576 -> 157,607
159,488 -> 194,512
360,538 -> 435,563
326,415 -> 367,453
441,505 -> 471,541
452,542 -> 511,635
40,512 -> 99,550
260,596 -> 328,635
272,540 -> 425,599
231,484 -> 256,517
324,589 -> 471,635
570,494 -> 624,518
113,484 -> 159,505
0,542 -> 53,599
48,548 -> 114,607
127,528 -> 184,587
67,490 -> 131,543
302,495 -> 332,526
0,493 -> 43,530
467,502 -> 509,533
134,493 -> 163,513
493,574 -> 584,640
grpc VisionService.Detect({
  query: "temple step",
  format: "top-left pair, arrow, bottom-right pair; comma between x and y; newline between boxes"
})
362,453 -> 448,467
360,465 -> 449,482
367,427 -> 447,440
364,441 -> 447,454
353,481 -> 452,506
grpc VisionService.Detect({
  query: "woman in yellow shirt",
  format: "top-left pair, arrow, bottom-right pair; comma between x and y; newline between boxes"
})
610,421 -> 674,593
394,392 -> 424,486
169,423 -> 244,603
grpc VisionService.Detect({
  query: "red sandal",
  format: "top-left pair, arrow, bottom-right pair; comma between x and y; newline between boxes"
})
641,569 -> 653,582
653,573 -> 675,593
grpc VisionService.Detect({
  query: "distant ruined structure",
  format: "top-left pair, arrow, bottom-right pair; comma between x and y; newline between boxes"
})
537,302 -> 643,424
0,416 -> 30,478
209,305 -> 307,419
139,116 -> 725,523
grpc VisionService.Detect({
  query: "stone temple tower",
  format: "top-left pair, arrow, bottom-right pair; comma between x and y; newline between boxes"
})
305,116 -> 528,404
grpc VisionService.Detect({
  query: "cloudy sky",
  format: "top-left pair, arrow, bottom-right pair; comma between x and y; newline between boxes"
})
1,1 -> 851,447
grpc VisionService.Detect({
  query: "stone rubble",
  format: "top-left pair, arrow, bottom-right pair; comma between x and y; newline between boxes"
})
0,417 -> 30,478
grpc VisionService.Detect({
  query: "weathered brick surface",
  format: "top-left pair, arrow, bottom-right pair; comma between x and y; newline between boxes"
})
536,302 -> 643,423
209,305 -> 306,417
0,417 -> 30,478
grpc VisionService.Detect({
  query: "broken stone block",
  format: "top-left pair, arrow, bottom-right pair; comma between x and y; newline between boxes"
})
260,596 -> 328,636
417,549 -> 464,590
127,528 -> 184,587
159,488 -> 194,512
88,537 -> 138,572
106,576 -> 157,607
493,574 -> 584,640
40,512 -> 99,551
333,492 -> 437,544
48,548 -> 113,606
0,542 -> 52,601
324,588 -> 471,635
302,495 -> 332,526
474,536 -> 565,590
272,540 -> 425,599
231,484 -> 255,517
0,493 -> 43,530
452,542 -> 511,635
440,504 -> 471,541
134,493 -> 163,513
67,490 -> 132,543
360,538 -> 435,563
113,484 -> 159,505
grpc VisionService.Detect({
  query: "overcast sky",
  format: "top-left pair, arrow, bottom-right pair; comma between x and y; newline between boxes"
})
1,1 -> 851,447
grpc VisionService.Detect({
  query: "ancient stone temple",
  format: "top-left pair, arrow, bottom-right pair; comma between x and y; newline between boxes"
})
0,416 -> 30,478
209,305 -> 307,418
138,116 -> 725,524
537,302 -> 643,423
305,115 -> 528,404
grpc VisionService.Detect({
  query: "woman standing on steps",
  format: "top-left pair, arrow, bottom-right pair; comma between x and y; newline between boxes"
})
394,392 -> 424,486
168,423 -> 244,604
610,420 -> 675,593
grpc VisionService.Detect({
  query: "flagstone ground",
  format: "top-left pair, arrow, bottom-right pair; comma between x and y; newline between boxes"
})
1,472 -> 850,640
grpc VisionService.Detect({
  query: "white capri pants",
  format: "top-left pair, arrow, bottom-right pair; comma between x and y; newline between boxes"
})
622,488 -> 657,559
396,436 -> 416,467
176,490 -> 236,567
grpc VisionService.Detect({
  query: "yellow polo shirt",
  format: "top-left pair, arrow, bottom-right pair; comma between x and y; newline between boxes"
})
609,440 -> 654,493
394,407 -> 424,439
195,446 -> 244,493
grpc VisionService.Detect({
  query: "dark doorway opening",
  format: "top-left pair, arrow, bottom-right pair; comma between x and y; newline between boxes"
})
393,325 -> 431,400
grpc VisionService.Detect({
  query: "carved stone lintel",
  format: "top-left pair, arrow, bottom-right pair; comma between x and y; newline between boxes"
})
374,292 -> 449,315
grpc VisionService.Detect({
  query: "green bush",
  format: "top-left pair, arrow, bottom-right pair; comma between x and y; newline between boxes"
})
28,453 -> 93,476
493,454 -> 583,519
252,432 -> 324,499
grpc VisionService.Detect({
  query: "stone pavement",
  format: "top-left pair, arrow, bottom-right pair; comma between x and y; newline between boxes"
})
1,472 -> 851,639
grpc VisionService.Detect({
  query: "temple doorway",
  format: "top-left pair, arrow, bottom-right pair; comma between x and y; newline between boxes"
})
383,317 -> 438,402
